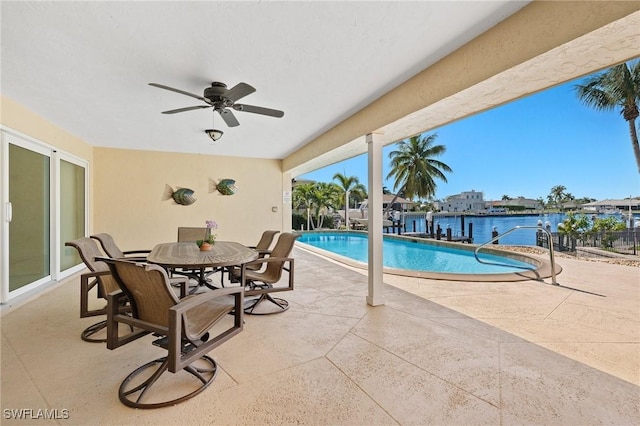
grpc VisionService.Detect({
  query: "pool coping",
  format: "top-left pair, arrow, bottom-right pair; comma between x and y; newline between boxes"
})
294,230 -> 561,282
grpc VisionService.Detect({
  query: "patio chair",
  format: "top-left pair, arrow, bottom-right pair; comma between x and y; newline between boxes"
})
177,227 -> 208,242
221,229 -> 279,283
90,232 -> 195,295
229,232 -> 298,315
175,226 -> 218,287
246,230 -> 279,271
65,237 -> 130,342
103,258 -> 244,409
90,233 -> 150,261
220,230 -> 280,287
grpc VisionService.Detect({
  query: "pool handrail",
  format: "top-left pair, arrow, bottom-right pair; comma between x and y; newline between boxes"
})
474,225 -> 558,285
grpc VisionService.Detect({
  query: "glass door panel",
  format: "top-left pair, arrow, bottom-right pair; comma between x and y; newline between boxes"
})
8,143 -> 51,291
60,159 -> 85,271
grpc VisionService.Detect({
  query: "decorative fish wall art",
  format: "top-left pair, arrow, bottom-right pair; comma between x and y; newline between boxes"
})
165,185 -> 197,205
216,179 -> 238,196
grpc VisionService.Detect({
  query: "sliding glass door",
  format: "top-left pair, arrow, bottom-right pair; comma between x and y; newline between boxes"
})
1,128 -> 87,302
59,157 -> 85,272
7,142 -> 51,292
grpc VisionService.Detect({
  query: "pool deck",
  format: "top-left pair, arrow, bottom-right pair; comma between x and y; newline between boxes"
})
1,247 -> 638,424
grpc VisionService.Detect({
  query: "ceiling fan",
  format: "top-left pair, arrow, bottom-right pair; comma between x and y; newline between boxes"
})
148,81 -> 284,128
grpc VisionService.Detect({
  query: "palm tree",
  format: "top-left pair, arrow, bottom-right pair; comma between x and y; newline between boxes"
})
548,184 -> 567,210
309,182 -> 342,229
332,172 -> 367,226
574,60 -> 640,173
385,133 -> 452,214
292,182 -> 317,230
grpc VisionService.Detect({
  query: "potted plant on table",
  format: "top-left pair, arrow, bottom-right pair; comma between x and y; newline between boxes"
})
197,219 -> 218,251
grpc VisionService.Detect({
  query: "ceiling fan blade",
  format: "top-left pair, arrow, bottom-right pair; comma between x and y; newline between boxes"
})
161,105 -> 211,114
224,82 -> 256,102
218,108 -> 240,127
149,83 -> 207,102
233,104 -> 284,118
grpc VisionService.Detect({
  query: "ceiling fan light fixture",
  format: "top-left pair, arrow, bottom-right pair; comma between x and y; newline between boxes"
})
205,129 -> 224,141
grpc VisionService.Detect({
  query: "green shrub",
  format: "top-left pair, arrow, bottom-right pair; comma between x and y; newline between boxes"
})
292,213 -> 306,231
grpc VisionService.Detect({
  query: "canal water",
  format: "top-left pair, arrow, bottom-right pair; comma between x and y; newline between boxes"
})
396,212 -> 639,246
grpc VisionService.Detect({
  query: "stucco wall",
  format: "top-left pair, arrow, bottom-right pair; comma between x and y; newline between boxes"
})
93,147 -> 286,250
1,96 -> 95,241
1,96 -> 94,161
2,96 -> 290,253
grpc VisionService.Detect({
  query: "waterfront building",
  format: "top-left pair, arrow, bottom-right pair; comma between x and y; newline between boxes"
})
583,198 -> 640,213
490,197 -> 542,211
441,190 -> 485,212
356,194 -> 414,218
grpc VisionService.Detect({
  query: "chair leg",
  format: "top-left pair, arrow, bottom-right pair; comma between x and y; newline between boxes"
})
118,355 -> 217,409
81,320 -> 108,343
244,294 -> 289,315
83,309 -> 135,343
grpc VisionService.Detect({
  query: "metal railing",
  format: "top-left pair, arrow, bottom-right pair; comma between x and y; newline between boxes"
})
474,225 -> 558,285
538,230 -> 638,256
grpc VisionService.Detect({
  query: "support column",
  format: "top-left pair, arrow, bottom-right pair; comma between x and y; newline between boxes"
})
345,190 -> 350,230
366,132 -> 385,306
282,173 -> 292,231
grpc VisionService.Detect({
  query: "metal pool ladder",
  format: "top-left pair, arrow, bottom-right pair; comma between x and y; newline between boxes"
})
474,225 -> 558,285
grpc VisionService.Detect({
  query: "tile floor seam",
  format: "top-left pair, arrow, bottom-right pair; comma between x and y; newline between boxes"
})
498,341 -> 504,426
215,364 -> 241,388
323,354 -> 402,426
292,304 -> 371,320
346,328 -> 502,410
554,299 -> 640,316
541,291 -> 573,321
325,331 -> 504,422
321,313 -> 371,357
426,317 -> 515,342
509,339 -> 640,345
381,305 -> 510,344
424,291 -> 542,300
1,333 -> 58,415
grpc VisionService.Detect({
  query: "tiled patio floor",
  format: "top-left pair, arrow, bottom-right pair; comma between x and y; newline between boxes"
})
1,247 -> 638,425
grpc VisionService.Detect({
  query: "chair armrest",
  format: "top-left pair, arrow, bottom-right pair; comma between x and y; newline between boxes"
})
247,246 -> 271,254
81,269 -> 111,279
106,289 -> 152,350
122,249 -> 151,256
80,269 -> 112,292
245,256 -> 293,268
121,250 -> 151,262
167,286 -> 244,373
169,276 -> 188,298
80,270 -> 113,316
170,286 -> 243,315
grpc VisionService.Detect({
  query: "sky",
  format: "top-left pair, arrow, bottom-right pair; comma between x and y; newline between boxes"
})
298,71 -> 639,202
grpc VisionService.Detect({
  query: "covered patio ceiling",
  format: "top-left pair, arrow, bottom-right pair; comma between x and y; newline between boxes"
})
2,2 -> 638,177
2,1 -> 528,158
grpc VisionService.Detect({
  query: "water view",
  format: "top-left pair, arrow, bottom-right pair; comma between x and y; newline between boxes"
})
394,212 -> 639,246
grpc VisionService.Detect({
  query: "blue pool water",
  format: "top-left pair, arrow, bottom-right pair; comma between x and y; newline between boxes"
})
297,232 -> 536,275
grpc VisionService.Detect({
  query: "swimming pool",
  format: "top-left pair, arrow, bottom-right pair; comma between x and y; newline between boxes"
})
296,231 -> 551,282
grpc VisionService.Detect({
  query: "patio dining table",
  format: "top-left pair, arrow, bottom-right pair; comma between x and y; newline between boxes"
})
147,241 -> 258,290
